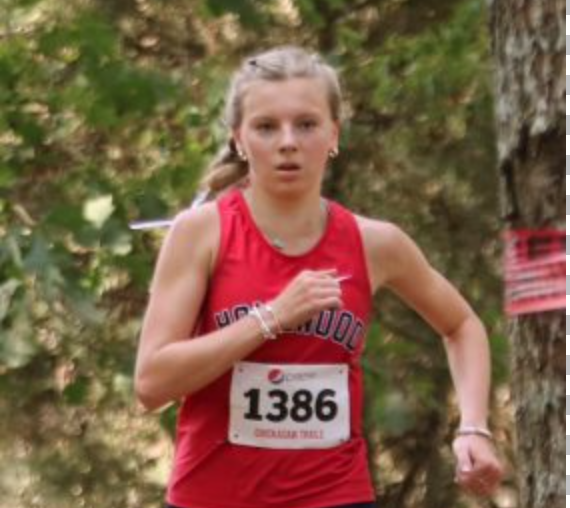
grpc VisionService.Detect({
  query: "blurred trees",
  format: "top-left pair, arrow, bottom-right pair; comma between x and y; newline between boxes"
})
0,0 -> 512,507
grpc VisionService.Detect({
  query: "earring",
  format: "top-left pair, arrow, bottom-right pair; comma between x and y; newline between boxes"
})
229,139 -> 248,161
233,143 -> 247,161
328,148 -> 339,159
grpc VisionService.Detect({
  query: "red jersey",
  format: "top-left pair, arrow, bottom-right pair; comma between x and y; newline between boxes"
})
167,189 -> 375,508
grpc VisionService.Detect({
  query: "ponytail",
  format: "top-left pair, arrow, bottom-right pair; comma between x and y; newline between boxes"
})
195,141 -> 249,204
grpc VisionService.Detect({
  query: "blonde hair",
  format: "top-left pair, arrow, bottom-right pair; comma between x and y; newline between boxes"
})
197,46 -> 342,202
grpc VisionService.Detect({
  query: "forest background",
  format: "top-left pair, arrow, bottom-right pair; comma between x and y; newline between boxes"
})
0,0 -> 518,507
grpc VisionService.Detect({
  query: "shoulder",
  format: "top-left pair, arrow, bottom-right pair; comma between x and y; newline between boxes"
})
170,200 -> 219,236
355,214 -> 412,258
168,201 -> 219,249
355,214 -> 405,246
152,201 -> 220,285
354,214 -> 424,289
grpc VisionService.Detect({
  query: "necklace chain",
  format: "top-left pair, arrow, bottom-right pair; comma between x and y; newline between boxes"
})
252,199 -> 329,251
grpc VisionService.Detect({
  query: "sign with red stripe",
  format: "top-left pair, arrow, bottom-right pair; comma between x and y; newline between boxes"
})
504,230 -> 565,316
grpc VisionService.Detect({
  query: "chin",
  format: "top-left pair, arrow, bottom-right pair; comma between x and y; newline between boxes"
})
250,172 -> 324,197
271,181 -> 323,200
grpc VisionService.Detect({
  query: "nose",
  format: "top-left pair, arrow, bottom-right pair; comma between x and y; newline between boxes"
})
278,125 -> 298,152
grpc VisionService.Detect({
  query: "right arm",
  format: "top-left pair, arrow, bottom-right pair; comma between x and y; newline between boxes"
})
134,204 -> 343,412
134,204 -> 266,411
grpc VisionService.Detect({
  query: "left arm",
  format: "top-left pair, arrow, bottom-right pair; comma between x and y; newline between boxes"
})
360,218 -> 504,497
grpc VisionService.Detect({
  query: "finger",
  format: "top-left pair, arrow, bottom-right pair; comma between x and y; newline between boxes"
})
454,445 -> 474,479
308,278 -> 344,294
320,296 -> 343,309
314,268 -> 339,277
312,286 -> 342,300
468,453 -> 504,485
296,269 -> 335,282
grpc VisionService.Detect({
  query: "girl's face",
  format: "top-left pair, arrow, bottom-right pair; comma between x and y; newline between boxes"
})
233,77 -> 339,197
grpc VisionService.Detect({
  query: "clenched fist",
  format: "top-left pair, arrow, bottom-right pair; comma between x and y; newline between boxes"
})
269,269 -> 345,330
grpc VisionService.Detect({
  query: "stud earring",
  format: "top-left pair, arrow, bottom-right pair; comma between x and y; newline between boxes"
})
328,148 -> 339,159
236,148 -> 248,161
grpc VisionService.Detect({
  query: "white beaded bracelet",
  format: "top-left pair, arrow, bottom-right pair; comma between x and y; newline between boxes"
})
262,303 -> 284,334
456,426 -> 493,441
249,306 -> 277,340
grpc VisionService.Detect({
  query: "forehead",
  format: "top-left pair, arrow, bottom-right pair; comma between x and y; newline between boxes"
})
240,77 -> 331,120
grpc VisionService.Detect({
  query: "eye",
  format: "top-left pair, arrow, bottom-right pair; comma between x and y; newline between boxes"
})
298,119 -> 318,131
255,122 -> 275,132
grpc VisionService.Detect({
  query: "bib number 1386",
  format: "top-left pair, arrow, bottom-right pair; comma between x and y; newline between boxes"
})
243,388 -> 338,424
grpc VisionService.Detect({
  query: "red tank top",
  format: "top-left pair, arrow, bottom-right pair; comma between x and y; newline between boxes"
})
167,189 -> 375,508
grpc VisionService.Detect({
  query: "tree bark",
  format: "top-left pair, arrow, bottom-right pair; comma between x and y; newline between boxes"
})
489,1 -> 565,507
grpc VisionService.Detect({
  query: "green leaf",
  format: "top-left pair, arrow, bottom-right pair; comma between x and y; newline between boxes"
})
0,311 -> 38,369
6,110 -> 45,145
83,195 -> 115,229
0,279 -> 21,323
159,404 -> 179,439
101,223 -> 133,257
63,376 -> 90,405
294,0 -> 325,28
205,0 -> 264,27
45,203 -> 86,231
3,234 -> 23,269
0,165 -> 17,189
23,235 -> 52,274
65,292 -> 106,326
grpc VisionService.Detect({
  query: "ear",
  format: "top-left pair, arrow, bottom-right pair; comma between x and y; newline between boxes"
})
232,129 -> 242,153
330,120 -> 341,151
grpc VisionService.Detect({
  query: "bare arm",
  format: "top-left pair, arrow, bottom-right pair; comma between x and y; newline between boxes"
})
134,205 -> 266,411
379,224 -> 491,429
360,219 -> 503,495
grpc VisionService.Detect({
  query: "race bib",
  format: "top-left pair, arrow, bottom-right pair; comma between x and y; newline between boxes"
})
229,362 -> 350,449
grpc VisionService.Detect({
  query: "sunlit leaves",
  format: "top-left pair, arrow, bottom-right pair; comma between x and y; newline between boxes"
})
39,14 -> 120,66
368,0 -> 490,148
0,317 -> 38,368
203,0 -> 266,27
83,195 -> 115,229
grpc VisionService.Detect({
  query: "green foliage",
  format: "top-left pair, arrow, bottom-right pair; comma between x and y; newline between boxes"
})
203,0 -> 267,27
0,0 -> 510,506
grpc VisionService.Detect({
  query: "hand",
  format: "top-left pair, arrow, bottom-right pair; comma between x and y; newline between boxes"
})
453,434 -> 505,497
269,269 -> 343,330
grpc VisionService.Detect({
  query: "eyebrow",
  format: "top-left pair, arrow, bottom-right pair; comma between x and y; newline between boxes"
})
248,112 -> 322,122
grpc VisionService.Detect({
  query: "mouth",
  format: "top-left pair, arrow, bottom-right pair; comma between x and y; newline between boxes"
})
276,163 -> 301,172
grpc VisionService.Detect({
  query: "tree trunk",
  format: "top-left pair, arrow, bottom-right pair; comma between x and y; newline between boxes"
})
489,1 -> 565,508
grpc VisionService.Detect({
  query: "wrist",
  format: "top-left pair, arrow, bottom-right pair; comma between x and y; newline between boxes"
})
455,425 -> 493,441
263,303 -> 284,334
248,303 -> 283,340
459,416 -> 488,430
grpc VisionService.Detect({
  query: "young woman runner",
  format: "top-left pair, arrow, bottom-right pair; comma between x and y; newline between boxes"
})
135,46 -> 504,508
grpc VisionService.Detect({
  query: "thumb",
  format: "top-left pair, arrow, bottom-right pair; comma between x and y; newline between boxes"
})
456,446 -> 474,475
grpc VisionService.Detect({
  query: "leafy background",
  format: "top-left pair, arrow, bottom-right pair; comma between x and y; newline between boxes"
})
0,0 -> 515,507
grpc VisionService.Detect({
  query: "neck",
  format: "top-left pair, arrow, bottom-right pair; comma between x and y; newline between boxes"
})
244,187 -> 327,251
